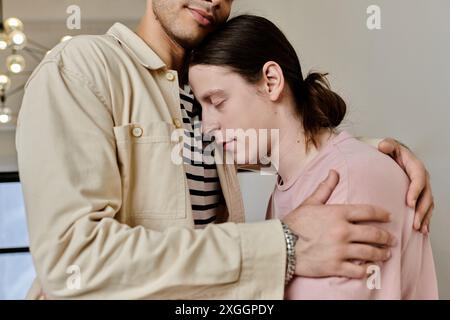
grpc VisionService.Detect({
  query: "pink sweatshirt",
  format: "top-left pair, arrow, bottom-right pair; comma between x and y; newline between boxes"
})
267,131 -> 438,300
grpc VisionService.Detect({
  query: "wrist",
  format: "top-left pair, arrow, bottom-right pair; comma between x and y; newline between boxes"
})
281,221 -> 299,285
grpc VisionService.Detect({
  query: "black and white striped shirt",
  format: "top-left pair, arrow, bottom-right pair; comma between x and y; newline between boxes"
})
179,86 -> 223,228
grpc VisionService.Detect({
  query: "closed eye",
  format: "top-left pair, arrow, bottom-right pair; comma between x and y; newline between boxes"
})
213,100 -> 226,110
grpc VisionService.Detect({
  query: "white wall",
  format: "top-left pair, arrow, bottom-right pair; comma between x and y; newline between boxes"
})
233,0 -> 450,298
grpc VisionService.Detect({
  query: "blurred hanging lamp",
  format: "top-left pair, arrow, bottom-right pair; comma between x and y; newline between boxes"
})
0,0 -> 28,77
0,0 -> 9,51
0,73 -> 11,91
4,17 -> 23,33
0,0 -> 25,125
0,0 -> 74,126
6,53 -> 25,74
0,106 -> 11,123
0,93 -> 11,124
0,32 -> 9,50
9,29 -> 27,49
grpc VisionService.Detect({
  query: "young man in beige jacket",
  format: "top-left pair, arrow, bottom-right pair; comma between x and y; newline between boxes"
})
16,0 -> 434,299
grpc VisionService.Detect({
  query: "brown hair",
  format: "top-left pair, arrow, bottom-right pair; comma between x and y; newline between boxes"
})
190,15 -> 346,147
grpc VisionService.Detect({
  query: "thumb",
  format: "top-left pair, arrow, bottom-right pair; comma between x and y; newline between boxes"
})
303,170 -> 339,205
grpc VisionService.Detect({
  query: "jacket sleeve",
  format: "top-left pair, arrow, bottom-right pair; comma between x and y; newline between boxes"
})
16,60 -> 287,299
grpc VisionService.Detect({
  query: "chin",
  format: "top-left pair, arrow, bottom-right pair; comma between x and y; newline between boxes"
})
174,29 -> 208,49
175,15 -> 211,46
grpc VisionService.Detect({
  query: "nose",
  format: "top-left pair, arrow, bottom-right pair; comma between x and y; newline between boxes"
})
201,108 -> 220,137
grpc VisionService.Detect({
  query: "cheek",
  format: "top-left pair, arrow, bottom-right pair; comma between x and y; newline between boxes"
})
215,102 -> 243,129
154,0 -> 177,19
222,94 -> 263,129
243,100 -> 273,129
217,7 -> 231,25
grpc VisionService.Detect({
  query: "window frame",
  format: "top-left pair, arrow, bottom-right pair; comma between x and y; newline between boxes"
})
0,172 -> 30,255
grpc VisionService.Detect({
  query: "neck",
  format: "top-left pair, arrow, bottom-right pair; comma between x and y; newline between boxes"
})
136,7 -> 186,74
273,108 -> 335,185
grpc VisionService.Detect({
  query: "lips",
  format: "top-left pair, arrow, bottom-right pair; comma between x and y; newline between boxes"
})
188,7 -> 215,27
222,138 -> 237,151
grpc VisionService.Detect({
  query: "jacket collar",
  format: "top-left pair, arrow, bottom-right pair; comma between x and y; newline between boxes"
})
107,23 -> 166,70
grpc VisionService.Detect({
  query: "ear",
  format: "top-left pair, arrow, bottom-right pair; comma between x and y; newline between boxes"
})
261,61 -> 285,102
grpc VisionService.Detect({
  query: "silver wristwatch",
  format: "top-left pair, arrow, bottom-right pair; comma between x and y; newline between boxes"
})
281,221 -> 299,285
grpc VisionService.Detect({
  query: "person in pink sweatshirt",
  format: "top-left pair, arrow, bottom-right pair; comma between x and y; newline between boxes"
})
188,15 -> 438,299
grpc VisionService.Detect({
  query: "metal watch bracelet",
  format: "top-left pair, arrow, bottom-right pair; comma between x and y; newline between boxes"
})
281,221 -> 299,285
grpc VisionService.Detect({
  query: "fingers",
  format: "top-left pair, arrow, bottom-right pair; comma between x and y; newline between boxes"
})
337,262 -> 367,279
346,244 -> 391,262
420,204 -> 434,234
379,140 -> 428,209
404,158 -> 428,208
378,138 -> 397,156
348,224 -> 396,247
337,262 -> 381,279
303,170 -> 339,205
407,177 -> 425,208
414,211 -> 422,231
379,139 -> 431,211
413,178 -> 434,229
406,169 -> 427,209
344,204 -> 391,223
390,144 -> 434,232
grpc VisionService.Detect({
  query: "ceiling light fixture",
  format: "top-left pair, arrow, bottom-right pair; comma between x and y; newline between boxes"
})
0,0 -> 75,127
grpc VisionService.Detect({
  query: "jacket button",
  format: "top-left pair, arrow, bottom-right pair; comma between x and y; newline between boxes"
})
132,127 -> 143,137
173,118 -> 182,129
165,72 -> 175,81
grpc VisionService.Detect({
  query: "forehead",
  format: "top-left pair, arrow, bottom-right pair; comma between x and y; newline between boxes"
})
188,66 -> 226,94
189,65 -> 248,98
190,65 -> 236,86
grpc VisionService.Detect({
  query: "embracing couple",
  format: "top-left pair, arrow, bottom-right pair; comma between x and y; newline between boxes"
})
17,0 -> 437,299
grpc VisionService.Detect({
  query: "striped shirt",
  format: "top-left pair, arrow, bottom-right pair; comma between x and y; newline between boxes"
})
179,86 -> 223,228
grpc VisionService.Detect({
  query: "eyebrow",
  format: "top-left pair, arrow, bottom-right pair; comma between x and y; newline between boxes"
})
200,89 -> 226,101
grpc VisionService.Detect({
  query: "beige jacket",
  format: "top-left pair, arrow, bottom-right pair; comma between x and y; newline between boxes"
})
15,23 -> 286,299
